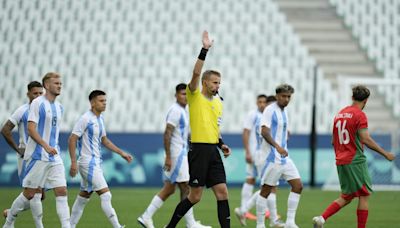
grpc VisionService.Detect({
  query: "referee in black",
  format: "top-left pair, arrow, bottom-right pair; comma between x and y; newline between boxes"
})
165,31 -> 232,228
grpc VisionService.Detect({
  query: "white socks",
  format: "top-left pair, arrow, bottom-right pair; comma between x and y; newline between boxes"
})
240,183 -> 254,212
70,195 -> 90,227
184,208 -> 196,226
30,193 -> 44,228
56,196 -> 71,228
286,192 -> 301,225
5,192 -> 29,224
256,195 -> 267,226
142,195 -> 164,220
100,192 -> 121,228
267,192 -> 278,222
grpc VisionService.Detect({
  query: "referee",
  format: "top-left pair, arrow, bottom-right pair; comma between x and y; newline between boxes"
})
165,31 -> 232,228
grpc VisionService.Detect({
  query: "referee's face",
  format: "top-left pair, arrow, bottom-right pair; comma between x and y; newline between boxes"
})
205,74 -> 220,96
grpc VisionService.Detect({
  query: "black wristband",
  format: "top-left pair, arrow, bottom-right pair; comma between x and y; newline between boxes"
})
198,48 -> 208,60
218,138 -> 224,149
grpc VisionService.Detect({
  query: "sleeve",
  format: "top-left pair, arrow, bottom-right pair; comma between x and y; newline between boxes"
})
100,117 -> 107,138
358,112 -> 368,130
243,111 -> 254,130
27,99 -> 40,123
9,105 -> 25,125
166,106 -> 180,127
261,106 -> 273,128
186,86 -> 200,104
71,116 -> 88,138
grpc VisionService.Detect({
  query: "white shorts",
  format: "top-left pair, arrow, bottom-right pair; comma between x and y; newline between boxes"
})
22,159 -> 67,189
260,158 -> 300,186
163,152 -> 189,184
17,155 -> 26,185
79,161 -> 108,192
245,163 -> 259,179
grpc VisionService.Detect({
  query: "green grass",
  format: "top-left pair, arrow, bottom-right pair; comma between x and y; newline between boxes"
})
1,187 -> 399,227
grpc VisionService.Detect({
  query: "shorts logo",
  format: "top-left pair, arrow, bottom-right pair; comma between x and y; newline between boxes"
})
192,179 -> 199,184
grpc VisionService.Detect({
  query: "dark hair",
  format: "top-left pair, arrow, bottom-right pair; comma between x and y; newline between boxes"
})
352,85 -> 370,101
201,70 -> 221,82
257,94 -> 267,100
276,84 -> 294,94
89,90 -> 106,101
266,95 -> 277,103
27,81 -> 43,91
175,83 -> 187,92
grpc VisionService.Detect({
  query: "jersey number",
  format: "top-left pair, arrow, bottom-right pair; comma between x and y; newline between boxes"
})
335,120 -> 350,145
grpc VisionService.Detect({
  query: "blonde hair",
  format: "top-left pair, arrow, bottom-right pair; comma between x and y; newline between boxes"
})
42,72 -> 61,89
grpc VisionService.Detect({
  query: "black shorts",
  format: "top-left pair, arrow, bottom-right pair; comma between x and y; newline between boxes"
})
188,143 -> 226,188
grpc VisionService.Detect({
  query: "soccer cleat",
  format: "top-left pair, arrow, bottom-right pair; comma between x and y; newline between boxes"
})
284,223 -> 299,228
269,219 -> 285,228
187,220 -> 211,228
234,207 -> 247,226
312,216 -> 325,228
137,216 -> 155,228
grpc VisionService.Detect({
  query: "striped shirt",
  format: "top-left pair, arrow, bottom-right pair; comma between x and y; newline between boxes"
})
243,109 -> 263,156
165,102 -> 189,156
9,103 -> 30,148
24,96 -> 64,163
260,102 -> 289,164
72,111 -> 106,164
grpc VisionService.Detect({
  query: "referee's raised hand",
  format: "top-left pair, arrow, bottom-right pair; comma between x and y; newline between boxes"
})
202,31 -> 213,49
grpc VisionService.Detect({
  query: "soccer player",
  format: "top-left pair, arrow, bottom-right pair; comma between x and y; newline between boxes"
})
256,84 -> 301,228
312,85 -> 396,228
69,90 -> 133,228
137,83 -> 210,228
2,81 -> 43,227
235,95 -> 282,226
19,72 -> 70,228
165,31 -> 232,228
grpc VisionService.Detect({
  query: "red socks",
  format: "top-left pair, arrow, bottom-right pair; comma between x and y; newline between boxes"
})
357,209 -> 368,228
322,201 -> 341,220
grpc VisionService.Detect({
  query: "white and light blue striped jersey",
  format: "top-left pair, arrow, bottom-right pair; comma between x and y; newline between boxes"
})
243,109 -> 263,156
260,102 -> 289,164
166,103 -> 189,156
9,103 -> 30,148
24,96 -> 64,163
72,110 -> 106,164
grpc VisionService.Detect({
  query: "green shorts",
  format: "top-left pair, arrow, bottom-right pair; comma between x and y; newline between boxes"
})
337,162 -> 372,200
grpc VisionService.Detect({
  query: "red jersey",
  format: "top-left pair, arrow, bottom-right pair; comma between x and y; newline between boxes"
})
332,105 -> 368,165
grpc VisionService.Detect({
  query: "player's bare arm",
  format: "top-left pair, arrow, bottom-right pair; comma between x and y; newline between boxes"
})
359,129 -> 396,161
102,136 -> 133,163
1,120 -> 21,155
68,133 -> 79,177
163,124 -> 175,171
242,128 -> 252,163
188,31 -> 213,92
27,121 -> 57,155
261,125 -> 288,157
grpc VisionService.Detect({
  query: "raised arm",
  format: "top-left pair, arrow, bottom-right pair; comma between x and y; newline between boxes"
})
68,134 -> 79,177
102,136 -> 133,163
1,120 -> 20,155
163,124 -> 175,171
188,31 -> 214,92
359,129 -> 396,161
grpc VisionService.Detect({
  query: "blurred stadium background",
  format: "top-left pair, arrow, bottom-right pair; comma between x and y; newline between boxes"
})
0,0 -> 399,226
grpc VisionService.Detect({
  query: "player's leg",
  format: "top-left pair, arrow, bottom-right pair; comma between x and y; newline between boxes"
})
49,163 -> 70,228
239,163 -> 256,213
283,159 -> 303,228
357,196 -> 369,228
211,183 -> 230,228
313,196 -> 352,227
2,188 -> 38,228
70,191 -> 92,228
96,188 -> 123,228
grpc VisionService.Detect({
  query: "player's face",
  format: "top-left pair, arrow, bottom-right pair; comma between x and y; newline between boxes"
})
205,74 -> 220,96
27,87 -> 43,102
176,89 -> 187,106
276,92 -> 292,108
92,95 -> 107,112
45,77 -> 62,96
257,97 -> 267,112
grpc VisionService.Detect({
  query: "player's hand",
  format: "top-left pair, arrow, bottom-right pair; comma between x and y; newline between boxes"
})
164,156 -> 172,171
44,145 -> 57,155
245,152 -> 253,164
221,144 -> 231,158
385,152 -> 396,161
202,31 -> 213,49
276,145 -> 288,157
70,162 -> 78,177
121,152 -> 133,163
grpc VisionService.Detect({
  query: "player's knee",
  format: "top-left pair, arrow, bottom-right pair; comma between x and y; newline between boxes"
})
54,187 -> 67,196
292,184 -> 303,194
246,178 -> 256,185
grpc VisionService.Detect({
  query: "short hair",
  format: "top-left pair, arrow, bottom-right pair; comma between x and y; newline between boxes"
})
201,70 -> 221,82
42,72 -> 60,88
266,95 -> 277,103
352,85 -> 370,101
175,83 -> 187,92
89,90 -> 106,101
257,94 -> 267,100
27,81 -> 42,91
276,84 -> 294,94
